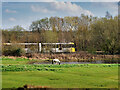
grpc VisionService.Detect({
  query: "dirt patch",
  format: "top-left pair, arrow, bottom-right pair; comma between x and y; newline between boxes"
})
6,56 -> 16,60
18,84 -> 51,89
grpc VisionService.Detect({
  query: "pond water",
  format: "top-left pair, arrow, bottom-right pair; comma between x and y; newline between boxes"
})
33,60 -> 119,64
34,62 -> 90,64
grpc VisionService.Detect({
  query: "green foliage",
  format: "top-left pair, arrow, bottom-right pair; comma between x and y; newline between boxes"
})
10,25 -> 25,31
91,17 -> 118,54
2,45 -> 25,56
87,47 -> 96,54
44,30 -> 58,43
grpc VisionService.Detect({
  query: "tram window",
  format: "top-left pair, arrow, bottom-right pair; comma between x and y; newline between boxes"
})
57,44 -> 59,48
42,44 -> 45,48
70,44 -> 74,47
52,44 -> 57,48
62,44 -> 74,48
42,43 -> 74,48
66,44 -> 72,48
59,44 -> 62,50
25,45 -> 28,48
60,44 -> 62,48
62,45 -> 66,48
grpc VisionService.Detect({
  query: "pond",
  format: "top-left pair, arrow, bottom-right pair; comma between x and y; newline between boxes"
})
33,59 -> 119,64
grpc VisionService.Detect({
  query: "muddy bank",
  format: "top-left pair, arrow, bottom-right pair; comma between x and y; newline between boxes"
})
2,52 -> 120,64
25,52 -> 120,62
26,52 -> 120,60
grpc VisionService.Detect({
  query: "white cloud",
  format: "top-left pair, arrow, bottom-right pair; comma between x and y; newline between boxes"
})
52,2 -> 94,16
5,9 -> 17,13
31,5 -> 54,13
31,2 -> 94,16
9,17 -> 16,21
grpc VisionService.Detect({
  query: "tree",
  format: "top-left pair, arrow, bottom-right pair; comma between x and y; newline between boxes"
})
44,30 -> 58,43
105,11 -> 112,19
30,18 -> 50,32
91,16 -> 118,54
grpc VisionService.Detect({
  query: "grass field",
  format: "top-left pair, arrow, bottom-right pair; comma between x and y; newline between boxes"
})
1,57 -> 32,65
2,64 -> 118,88
1,56 -> 52,65
1,57 -> 119,88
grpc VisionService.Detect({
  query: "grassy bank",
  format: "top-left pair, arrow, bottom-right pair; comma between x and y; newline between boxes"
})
2,64 -> 119,88
1,56 -> 53,65
1,56 -> 120,65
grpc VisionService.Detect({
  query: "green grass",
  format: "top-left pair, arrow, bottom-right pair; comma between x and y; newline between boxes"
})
1,56 -> 53,65
1,56 -> 38,65
1,57 -> 29,65
1,57 -> 119,88
2,64 -> 118,88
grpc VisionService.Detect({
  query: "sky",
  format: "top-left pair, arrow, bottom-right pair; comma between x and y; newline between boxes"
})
1,0 -> 119,30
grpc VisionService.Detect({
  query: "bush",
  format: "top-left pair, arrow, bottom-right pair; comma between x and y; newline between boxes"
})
2,45 -> 25,56
87,47 -> 96,54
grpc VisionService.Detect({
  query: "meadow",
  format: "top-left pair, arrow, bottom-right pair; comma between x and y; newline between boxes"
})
1,57 -> 119,88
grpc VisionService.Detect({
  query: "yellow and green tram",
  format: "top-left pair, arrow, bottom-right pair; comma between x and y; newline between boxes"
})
3,42 -> 75,53
41,42 -> 75,53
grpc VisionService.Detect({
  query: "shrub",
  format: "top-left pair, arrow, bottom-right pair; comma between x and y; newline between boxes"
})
2,45 -> 25,56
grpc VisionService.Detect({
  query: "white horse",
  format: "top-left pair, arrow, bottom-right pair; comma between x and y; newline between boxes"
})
52,59 -> 60,65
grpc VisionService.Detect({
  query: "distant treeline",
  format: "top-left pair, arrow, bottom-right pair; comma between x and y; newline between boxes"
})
2,14 -> 120,54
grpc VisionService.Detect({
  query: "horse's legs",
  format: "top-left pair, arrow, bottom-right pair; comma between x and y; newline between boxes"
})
52,60 -> 54,64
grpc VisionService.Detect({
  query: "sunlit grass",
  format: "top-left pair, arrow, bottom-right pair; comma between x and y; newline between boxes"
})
2,64 -> 118,88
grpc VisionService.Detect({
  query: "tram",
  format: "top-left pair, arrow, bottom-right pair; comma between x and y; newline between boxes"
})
3,42 -> 75,53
